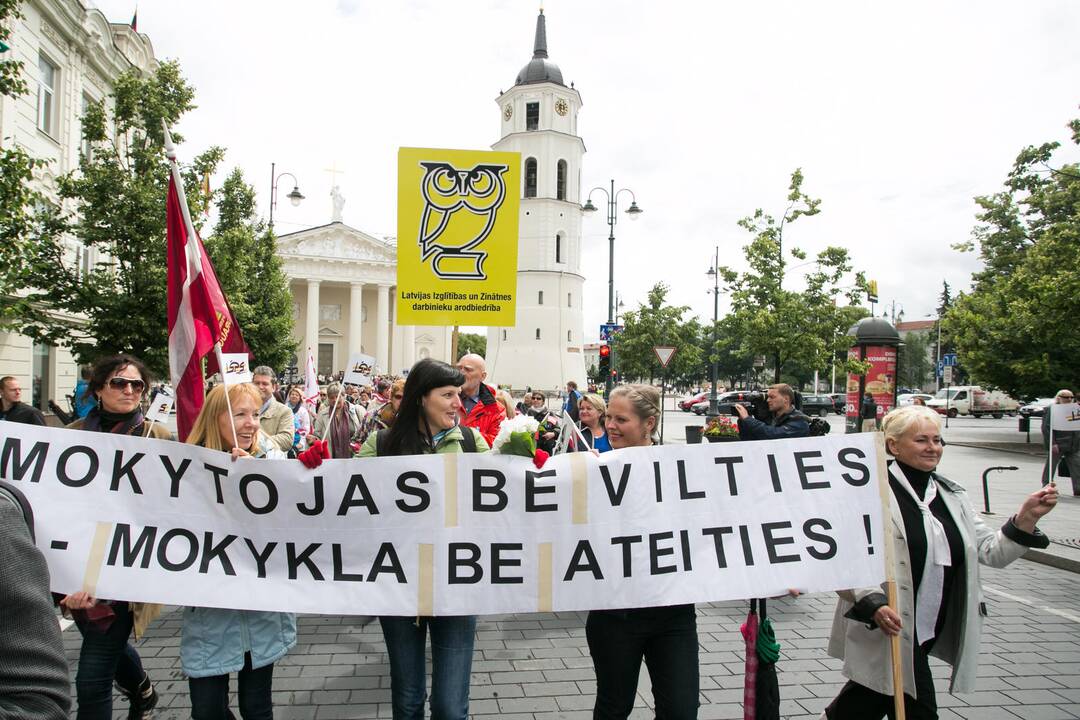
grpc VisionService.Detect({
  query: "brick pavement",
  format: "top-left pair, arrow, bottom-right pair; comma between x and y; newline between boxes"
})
64,553 -> 1080,719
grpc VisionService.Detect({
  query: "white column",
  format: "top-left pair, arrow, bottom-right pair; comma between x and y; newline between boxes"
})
348,282 -> 364,360
305,279 -> 321,364
404,325 -> 416,370
376,284 -> 390,373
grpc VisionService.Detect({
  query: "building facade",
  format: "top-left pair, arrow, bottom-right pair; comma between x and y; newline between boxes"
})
0,0 -> 156,412
277,203 -> 451,378
485,10 -> 587,392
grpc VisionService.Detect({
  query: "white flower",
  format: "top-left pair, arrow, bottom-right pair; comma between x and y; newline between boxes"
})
491,414 -> 539,453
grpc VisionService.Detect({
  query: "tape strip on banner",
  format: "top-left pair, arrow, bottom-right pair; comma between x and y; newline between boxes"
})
538,542 -> 553,612
82,521 -> 113,596
571,453 -> 588,524
444,453 -> 458,528
418,544 -> 434,616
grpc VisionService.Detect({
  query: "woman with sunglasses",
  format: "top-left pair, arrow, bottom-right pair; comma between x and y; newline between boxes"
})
61,354 -> 166,719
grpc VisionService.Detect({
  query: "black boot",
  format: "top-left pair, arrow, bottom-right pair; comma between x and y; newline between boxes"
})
117,674 -> 158,719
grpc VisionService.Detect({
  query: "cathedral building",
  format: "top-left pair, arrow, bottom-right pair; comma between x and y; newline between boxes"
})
485,10 -> 587,391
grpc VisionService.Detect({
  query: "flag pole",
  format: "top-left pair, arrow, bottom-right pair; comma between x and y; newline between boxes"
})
874,433 -> 906,720
213,342 -> 241,451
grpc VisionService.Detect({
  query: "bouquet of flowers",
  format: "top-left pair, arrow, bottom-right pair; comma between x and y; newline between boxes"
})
490,414 -> 550,468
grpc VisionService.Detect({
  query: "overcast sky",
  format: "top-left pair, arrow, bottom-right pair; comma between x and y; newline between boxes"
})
90,0 -> 1080,339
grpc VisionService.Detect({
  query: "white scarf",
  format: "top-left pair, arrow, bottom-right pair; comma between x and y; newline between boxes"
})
891,463 -> 952,644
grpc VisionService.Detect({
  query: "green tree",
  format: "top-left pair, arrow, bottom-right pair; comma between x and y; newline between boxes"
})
720,170 -> 869,384
897,331 -> 933,390
945,115 -> 1080,398
204,169 -> 296,371
456,332 -> 487,360
10,61 -> 222,377
613,283 -> 703,385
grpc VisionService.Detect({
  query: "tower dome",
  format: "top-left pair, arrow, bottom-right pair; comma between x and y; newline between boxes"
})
514,10 -> 564,87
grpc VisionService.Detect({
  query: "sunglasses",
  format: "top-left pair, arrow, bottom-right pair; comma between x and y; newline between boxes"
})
108,377 -> 146,392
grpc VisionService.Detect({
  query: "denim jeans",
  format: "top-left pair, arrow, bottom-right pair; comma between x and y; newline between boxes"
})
379,615 -> 476,720
586,605 -> 699,719
188,653 -> 275,720
74,602 -> 146,720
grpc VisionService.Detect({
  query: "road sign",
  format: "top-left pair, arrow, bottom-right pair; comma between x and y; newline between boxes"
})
599,323 -> 624,342
653,345 -> 677,368
942,353 -> 958,367
943,366 -> 954,384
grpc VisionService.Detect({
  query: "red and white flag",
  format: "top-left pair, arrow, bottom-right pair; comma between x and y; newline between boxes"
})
165,125 -> 249,441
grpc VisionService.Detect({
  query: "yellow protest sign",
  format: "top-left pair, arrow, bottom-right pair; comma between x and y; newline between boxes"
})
397,147 -> 520,326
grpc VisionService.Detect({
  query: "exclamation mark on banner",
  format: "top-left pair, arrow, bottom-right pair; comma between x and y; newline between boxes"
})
863,515 -> 874,555
537,542 -> 553,612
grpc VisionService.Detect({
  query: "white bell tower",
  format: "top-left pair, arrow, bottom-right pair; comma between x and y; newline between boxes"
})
486,10 -> 586,392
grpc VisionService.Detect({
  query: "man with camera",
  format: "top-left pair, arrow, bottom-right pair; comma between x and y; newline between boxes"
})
733,383 -> 810,441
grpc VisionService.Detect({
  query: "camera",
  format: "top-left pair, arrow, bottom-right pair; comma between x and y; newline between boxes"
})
723,391 -> 770,422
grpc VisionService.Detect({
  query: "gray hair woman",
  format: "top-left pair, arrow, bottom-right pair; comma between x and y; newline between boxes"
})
824,405 -> 1057,719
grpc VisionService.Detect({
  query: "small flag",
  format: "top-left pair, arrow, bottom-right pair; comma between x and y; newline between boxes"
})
303,348 -> 320,408
343,353 -> 377,386
1051,402 -> 1080,432
130,8 -> 137,32
146,386 -> 175,423
219,353 -> 253,386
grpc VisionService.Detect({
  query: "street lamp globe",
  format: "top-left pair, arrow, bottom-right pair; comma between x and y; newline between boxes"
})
287,186 -> 305,206
582,198 -> 598,213
625,201 -> 643,220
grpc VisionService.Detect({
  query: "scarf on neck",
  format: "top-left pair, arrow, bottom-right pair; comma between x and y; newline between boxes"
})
890,459 -> 951,643
83,405 -> 144,435
328,408 -> 352,459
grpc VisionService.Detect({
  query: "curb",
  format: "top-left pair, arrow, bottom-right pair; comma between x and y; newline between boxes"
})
1023,549 -> 1080,575
946,441 -> 1044,458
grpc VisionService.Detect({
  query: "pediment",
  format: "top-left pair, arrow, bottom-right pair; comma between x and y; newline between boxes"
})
277,223 -> 396,264
318,326 -> 343,337
416,333 -> 436,344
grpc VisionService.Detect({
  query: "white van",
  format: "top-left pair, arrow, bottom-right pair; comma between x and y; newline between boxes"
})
926,385 -> 1019,418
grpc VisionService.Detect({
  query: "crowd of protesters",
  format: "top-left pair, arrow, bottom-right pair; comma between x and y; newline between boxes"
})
0,351 -> 1064,720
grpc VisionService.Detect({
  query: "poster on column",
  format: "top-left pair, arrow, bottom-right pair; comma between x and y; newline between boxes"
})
396,147 -> 520,326
1,423 -> 888,616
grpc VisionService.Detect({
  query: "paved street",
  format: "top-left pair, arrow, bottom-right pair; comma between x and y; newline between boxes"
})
63,410 -> 1080,719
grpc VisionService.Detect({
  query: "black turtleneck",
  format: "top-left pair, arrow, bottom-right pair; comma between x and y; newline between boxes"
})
890,460 -> 965,648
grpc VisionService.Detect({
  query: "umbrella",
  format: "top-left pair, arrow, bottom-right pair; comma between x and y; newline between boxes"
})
744,598 -> 781,720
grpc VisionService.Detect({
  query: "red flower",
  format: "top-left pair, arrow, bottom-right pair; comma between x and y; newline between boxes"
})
532,448 -> 550,469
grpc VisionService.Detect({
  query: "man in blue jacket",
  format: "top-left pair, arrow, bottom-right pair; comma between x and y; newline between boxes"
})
734,383 -> 809,440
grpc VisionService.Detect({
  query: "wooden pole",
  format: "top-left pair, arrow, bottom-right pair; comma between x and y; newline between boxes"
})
874,432 -> 906,720
451,325 -> 460,364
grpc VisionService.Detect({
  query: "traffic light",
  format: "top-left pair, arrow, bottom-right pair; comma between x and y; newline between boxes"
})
598,344 -> 611,379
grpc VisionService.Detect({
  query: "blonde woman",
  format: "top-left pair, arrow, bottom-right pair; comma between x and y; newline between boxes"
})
182,384 -> 308,719
824,405 -> 1057,719
574,393 -> 611,453
587,385 -> 698,718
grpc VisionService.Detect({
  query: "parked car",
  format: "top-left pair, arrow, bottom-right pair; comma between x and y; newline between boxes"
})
798,394 -> 835,417
679,391 -> 709,412
692,390 -> 769,420
926,385 -> 1019,418
1019,398 -> 1055,418
897,393 -> 934,407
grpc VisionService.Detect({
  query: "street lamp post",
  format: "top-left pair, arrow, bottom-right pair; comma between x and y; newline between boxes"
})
705,247 -> 720,416
583,179 -> 642,396
269,162 -> 305,228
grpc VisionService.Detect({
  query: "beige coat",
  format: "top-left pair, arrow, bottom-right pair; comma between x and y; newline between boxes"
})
827,472 -> 1029,698
258,398 -> 295,452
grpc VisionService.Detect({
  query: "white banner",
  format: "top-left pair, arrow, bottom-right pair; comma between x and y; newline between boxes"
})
0,424 -> 887,616
1051,402 -> 1080,432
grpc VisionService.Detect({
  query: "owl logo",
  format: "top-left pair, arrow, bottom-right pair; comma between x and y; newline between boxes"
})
417,161 -> 509,280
